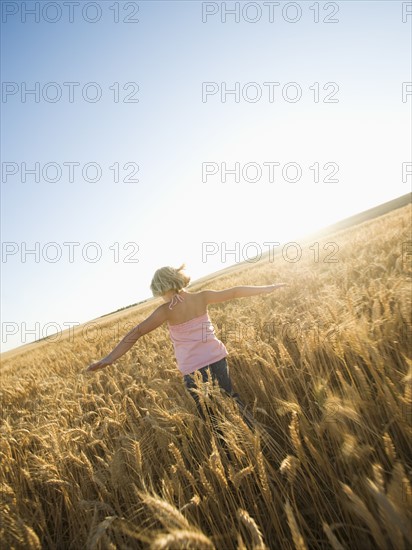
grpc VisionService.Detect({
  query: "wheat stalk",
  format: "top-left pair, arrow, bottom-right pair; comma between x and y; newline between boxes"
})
284,499 -> 307,550
237,508 -> 267,550
322,522 -> 345,550
279,455 -> 299,484
136,490 -> 191,530
340,483 -> 386,549
150,529 -> 215,549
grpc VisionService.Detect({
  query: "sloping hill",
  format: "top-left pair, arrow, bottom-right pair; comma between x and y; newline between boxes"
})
2,193 -> 410,363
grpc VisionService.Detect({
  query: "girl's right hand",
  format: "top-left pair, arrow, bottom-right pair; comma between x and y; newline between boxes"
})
269,283 -> 288,291
85,358 -> 112,373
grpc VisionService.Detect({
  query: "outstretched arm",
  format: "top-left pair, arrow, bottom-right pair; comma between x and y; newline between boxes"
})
85,304 -> 168,372
202,283 -> 288,305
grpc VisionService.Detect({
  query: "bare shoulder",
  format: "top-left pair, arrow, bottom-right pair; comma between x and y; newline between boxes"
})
199,288 -> 237,305
138,303 -> 169,335
154,302 -> 170,320
187,290 -> 204,297
183,290 -> 208,310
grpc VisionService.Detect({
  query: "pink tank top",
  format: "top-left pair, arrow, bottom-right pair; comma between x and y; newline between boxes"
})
167,312 -> 228,375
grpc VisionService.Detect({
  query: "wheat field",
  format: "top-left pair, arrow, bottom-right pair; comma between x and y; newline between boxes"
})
1,204 -> 411,549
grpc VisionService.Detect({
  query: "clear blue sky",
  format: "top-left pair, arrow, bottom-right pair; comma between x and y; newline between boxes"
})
1,0 -> 411,353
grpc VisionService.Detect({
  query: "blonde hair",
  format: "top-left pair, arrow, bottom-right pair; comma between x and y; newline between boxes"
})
150,264 -> 191,297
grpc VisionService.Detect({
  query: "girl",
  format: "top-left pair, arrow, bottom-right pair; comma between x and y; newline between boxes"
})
86,264 -> 288,431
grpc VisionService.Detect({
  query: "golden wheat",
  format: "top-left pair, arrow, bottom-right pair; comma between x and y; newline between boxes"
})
150,529 -> 215,549
0,204 -> 411,548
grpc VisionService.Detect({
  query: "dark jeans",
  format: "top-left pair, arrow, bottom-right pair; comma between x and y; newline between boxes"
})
183,357 -> 254,430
